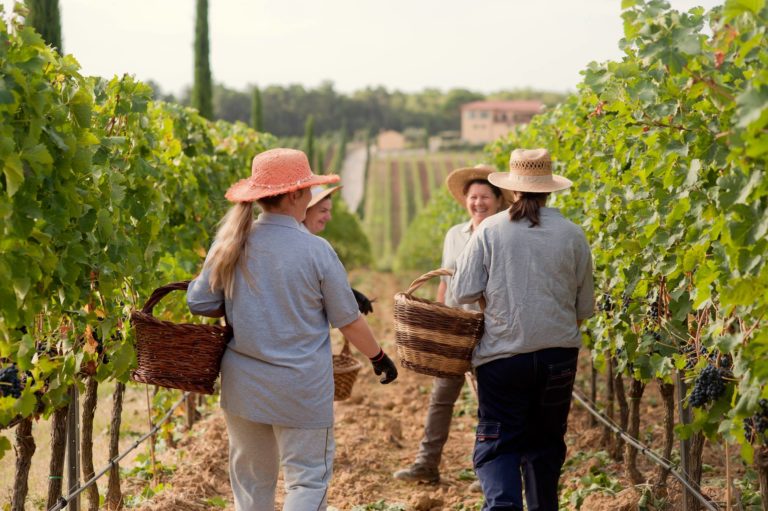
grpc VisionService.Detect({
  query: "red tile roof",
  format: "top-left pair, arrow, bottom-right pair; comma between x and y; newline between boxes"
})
461,100 -> 544,113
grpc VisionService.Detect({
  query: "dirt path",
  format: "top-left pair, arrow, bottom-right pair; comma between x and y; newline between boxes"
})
130,271 -> 746,511
339,145 -> 367,213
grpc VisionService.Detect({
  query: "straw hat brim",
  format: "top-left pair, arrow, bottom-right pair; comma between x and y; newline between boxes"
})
307,185 -> 343,209
488,172 -> 572,195
225,174 -> 340,203
446,166 -> 511,209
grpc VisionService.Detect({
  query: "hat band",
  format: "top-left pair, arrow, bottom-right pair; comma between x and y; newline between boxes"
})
249,174 -> 315,190
507,174 -> 553,182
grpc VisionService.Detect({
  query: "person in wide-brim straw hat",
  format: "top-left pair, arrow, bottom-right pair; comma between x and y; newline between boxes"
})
187,147 -> 398,511
393,162 -> 505,491
449,147 -> 594,508
488,147 -> 572,200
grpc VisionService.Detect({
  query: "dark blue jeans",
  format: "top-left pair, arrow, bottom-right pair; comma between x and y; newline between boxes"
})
474,347 -> 579,511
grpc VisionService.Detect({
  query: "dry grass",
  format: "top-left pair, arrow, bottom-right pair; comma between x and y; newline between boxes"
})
1,381 -> 171,510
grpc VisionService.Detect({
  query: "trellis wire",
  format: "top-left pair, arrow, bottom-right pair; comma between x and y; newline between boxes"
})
47,391 -> 191,511
571,389 -> 720,511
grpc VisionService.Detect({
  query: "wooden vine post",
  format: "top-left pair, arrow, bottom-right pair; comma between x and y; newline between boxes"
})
81,376 -> 100,510
47,402 -> 69,509
612,359 -> 629,462
625,378 -> 646,485
67,384 -> 81,511
106,382 -> 125,511
655,381 -> 676,488
11,418 -> 35,511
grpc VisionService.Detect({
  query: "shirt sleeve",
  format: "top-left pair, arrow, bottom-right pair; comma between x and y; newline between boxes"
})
450,227 -> 488,305
575,234 -> 595,320
187,264 -> 225,317
318,243 -> 360,329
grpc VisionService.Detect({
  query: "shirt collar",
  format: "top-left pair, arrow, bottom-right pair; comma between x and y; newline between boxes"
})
256,212 -> 303,229
461,221 -> 473,234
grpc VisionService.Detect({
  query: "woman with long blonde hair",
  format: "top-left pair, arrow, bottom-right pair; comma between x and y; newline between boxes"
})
187,148 -> 397,511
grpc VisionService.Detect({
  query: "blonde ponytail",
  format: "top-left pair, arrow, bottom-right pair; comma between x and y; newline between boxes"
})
204,202 -> 254,298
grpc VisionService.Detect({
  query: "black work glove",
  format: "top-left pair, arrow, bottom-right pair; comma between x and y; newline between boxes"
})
369,349 -> 398,384
351,288 -> 375,315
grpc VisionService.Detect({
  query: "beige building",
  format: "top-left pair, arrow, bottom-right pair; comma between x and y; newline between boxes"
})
460,100 -> 544,144
377,130 -> 406,151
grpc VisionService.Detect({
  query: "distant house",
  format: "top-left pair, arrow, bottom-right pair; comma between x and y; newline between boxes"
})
377,130 -> 406,151
460,100 -> 544,144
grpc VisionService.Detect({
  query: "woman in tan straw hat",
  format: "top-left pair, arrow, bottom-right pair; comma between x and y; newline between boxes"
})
394,164 -> 506,489
450,148 -> 594,510
186,148 -> 397,511
303,185 -> 374,314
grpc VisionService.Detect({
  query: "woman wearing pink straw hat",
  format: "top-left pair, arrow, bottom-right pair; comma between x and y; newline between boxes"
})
451,149 -> 594,510
187,148 -> 397,511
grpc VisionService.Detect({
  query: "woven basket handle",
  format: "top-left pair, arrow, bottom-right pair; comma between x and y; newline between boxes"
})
405,268 -> 453,295
405,268 -> 486,311
141,281 -> 191,315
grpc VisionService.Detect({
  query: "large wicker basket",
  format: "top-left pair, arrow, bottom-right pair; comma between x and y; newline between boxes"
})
333,339 -> 362,401
130,281 -> 232,394
394,269 -> 483,379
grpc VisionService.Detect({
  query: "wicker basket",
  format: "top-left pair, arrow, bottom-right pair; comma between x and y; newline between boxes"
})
130,281 -> 232,394
394,269 -> 484,379
333,338 -> 362,401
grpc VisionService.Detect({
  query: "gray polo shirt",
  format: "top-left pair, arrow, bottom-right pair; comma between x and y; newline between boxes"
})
440,221 -> 480,312
450,207 -> 594,367
187,212 -> 360,428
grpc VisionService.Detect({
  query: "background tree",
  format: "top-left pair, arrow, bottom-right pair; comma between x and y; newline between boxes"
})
251,86 -> 263,132
25,0 -> 62,51
304,115 -> 315,169
192,0 -> 213,119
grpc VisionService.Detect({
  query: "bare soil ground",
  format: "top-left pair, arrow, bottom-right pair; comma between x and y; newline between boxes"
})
126,270 -> 753,510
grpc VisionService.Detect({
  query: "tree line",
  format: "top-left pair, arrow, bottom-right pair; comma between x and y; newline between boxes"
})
149,80 -> 568,138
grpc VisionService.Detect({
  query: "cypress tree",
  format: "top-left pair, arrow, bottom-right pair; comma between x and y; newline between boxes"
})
304,115 -> 315,170
26,0 -> 63,52
192,0 -> 213,119
251,86 -> 263,132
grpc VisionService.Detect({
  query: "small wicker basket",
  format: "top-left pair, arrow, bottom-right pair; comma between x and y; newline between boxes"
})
394,269 -> 484,379
130,281 -> 232,395
333,338 -> 362,401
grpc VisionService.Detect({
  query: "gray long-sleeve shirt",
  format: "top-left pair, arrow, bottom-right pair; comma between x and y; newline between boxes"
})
187,212 -> 360,428
450,207 -> 594,367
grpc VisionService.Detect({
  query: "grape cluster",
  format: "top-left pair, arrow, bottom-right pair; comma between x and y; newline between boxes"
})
598,293 -> 614,313
680,344 -> 733,371
0,365 -> 23,398
648,300 -> 659,321
744,399 -> 768,444
688,364 -> 727,408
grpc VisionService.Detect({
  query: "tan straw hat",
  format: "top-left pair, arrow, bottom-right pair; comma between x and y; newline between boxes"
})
307,185 -> 343,209
225,148 -> 340,203
488,148 -> 572,194
446,164 -> 510,208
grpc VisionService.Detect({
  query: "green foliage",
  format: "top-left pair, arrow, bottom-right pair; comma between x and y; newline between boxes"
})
0,14 -> 273,434
488,0 -> 768,460
393,188 -> 465,273
304,114 -> 315,169
251,86 -> 263,132
192,0 -> 212,118
320,199 -> 372,269
25,0 -> 62,52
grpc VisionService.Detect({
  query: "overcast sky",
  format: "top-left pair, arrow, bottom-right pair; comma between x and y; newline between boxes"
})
1,0 -> 723,96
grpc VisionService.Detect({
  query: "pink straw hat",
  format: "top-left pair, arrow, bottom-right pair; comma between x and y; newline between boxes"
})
488,148 -> 572,194
225,148 -> 340,203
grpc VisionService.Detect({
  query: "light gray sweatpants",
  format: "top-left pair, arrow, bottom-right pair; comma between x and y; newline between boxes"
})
224,411 -> 334,511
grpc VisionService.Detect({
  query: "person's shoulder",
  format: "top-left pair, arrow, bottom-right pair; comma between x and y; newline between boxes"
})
446,221 -> 470,236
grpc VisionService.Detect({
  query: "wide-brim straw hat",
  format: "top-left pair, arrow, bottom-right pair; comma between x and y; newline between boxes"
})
225,148 -> 339,203
445,164 -> 511,209
488,148 -> 572,195
307,185 -> 343,209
